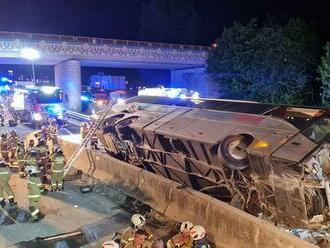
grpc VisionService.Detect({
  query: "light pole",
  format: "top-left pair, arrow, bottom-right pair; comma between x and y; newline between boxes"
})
20,48 -> 40,86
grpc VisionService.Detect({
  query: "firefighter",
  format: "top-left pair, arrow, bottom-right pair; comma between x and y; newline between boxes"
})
26,166 -> 43,221
190,226 -> 210,248
121,214 -> 152,247
123,229 -> 153,248
17,142 -> 27,178
0,133 -> 10,163
9,129 -> 18,164
26,149 -> 39,171
27,139 -> 36,154
0,159 -> 17,208
36,139 -> 49,183
50,149 -> 65,191
0,114 -> 5,126
49,121 -> 58,146
166,221 -> 194,248
80,123 -> 88,141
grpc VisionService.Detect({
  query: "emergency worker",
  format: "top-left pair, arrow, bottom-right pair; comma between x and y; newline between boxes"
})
121,214 -> 153,247
80,123 -> 88,141
49,121 -> 58,145
0,133 -> 9,163
36,139 -> 49,182
190,226 -> 210,248
27,149 -> 39,170
123,229 -> 152,248
27,166 -> 44,221
9,129 -> 18,164
17,142 -> 27,178
51,149 -> 65,191
0,159 -> 17,207
26,139 -> 36,154
166,221 -> 194,248
0,114 -> 4,126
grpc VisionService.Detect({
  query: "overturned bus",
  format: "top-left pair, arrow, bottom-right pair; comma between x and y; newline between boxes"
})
96,96 -> 330,228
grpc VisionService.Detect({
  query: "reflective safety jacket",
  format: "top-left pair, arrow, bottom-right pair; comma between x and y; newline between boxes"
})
0,166 -> 11,183
27,156 -> 38,167
28,175 -> 43,198
37,145 -> 48,158
51,155 -> 65,173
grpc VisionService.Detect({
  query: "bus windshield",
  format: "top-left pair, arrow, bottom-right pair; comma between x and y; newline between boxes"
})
303,117 -> 330,143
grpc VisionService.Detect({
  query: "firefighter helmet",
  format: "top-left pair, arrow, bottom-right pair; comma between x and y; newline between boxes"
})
26,166 -> 39,175
190,226 -> 206,241
102,240 -> 119,248
131,214 -> 146,228
180,221 -> 194,233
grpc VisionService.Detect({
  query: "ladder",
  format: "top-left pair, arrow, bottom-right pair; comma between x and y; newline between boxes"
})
64,100 -> 116,176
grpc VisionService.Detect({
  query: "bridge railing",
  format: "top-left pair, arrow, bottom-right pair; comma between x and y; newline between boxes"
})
0,31 -> 211,52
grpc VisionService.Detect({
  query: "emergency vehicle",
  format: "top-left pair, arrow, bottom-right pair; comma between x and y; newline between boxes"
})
10,86 -> 67,126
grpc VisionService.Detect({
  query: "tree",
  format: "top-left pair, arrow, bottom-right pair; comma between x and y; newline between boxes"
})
319,43 -> 330,107
207,18 -> 321,105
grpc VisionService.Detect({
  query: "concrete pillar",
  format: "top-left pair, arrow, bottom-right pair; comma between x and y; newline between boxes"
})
55,60 -> 81,111
171,67 -> 223,98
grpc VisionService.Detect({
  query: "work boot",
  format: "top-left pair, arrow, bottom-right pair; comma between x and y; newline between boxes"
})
9,198 -> 17,206
0,199 -> 5,208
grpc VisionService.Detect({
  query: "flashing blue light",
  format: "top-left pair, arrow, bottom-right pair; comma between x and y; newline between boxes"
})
192,92 -> 200,99
179,94 -> 187,100
53,104 -> 63,114
81,95 -> 89,102
117,98 -> 125,105
0,77 -> 9,83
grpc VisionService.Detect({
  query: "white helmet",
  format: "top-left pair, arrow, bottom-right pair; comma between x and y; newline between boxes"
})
190,226 -> 206,241
102,240 -> 119,248
131,214 -> 146,228
26,166 -> 39,175
180,221 -> 194,233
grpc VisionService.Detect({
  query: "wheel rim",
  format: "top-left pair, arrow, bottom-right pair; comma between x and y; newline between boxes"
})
227,139 -> 247,160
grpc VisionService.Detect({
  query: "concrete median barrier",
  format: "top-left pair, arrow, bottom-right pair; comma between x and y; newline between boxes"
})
61,140 -> 316,248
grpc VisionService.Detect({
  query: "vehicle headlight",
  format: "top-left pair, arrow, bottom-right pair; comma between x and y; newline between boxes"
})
33,113 -> 42,121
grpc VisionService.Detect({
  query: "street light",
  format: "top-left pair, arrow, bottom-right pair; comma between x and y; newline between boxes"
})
20,48 -> 40,86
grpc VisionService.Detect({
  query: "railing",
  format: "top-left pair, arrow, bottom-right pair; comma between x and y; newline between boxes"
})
0,31 -> 211,52
66,110 -> 90,122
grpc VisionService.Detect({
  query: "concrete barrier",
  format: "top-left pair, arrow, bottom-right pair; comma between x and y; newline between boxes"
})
61,141 -> 316,248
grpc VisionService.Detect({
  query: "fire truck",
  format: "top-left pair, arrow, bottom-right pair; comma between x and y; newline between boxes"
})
10,86 -> 67,126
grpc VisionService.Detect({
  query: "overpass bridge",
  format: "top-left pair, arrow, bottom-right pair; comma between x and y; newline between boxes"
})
0,31 -> 216,110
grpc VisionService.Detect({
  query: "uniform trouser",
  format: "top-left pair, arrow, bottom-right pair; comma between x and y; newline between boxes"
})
28,196 -> 40,219
51,171 -> 64,189
0,181 -> 14,201
18,161 -> 26,177
10,147 -> 17,161
1,151 -> 9,162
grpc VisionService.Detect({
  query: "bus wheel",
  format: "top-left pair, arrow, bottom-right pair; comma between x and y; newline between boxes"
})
305,188 -> 325,218
218,135 -> 251,170
230,193 -> 245,210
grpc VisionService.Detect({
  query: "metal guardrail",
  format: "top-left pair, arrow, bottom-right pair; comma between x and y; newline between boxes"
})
0,31 -> 211,52
66,110 -> 90,122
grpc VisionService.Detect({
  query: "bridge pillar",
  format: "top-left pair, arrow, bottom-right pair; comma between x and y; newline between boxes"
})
55,60 -> 81,111
171,67 -> 223,98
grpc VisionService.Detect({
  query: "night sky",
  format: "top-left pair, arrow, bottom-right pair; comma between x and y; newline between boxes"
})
0,0 -> 329,44
0,0 -> 329,84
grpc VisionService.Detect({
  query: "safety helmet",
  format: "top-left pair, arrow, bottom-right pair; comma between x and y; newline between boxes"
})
56,149 -> 63,155
30,149 -> 37,155
180,221 -> 194,233
26,166 -> 39,175
131,214 -> 146,228
102,240 -> 119,248
190,226 -> 206,241
0,159 -> 6,167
